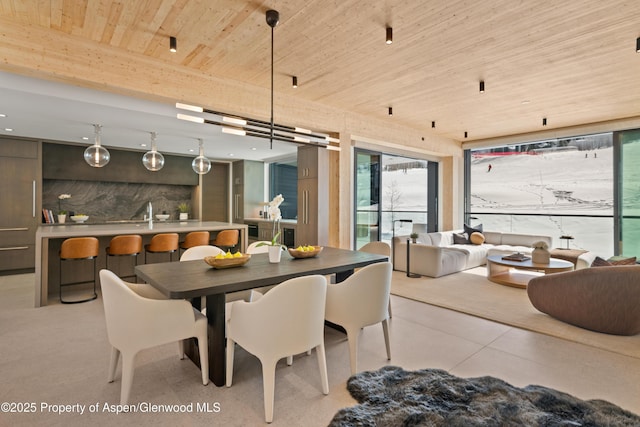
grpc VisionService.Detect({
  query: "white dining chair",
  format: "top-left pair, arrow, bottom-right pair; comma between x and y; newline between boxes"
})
325,261 -> 392,375
226,274 -> 329,423
246,241 -> 271,254
179,244 -> 247,313
180,244 -> 224,261
358,241 -> 393,317
99,269 -> 209,405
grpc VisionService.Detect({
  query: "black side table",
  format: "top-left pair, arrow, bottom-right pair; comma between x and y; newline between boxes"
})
406,239 -> 421,278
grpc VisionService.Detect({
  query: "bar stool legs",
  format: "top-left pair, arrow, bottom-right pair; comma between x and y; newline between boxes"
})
59,237 -> 100,304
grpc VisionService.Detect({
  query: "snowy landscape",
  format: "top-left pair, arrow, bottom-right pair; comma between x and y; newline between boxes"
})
374,143 -> 640,258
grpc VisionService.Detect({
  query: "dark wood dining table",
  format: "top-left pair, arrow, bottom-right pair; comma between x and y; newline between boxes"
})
134,246 -> 388,386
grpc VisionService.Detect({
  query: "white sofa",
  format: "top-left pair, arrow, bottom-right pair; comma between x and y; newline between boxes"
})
392,230 -> 554,278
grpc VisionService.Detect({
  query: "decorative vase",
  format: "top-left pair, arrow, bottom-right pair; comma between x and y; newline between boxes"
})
58,214 -> 66,224
179,213 -> 188,220
268,246 -> 282,263
532,248 -> 550,264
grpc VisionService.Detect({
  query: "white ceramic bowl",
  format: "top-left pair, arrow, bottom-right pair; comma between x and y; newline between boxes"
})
71,215 -> 89,223
155,214 -> 170,221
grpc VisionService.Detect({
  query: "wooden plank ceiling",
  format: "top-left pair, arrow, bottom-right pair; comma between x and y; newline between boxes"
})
1,0 -> 640,142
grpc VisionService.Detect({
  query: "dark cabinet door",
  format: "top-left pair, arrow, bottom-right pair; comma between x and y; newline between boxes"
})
0,139 -> 38,271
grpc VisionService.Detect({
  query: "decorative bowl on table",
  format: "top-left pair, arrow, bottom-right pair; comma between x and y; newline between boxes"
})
70,215 -> 89,223
155,214 -> 170,221
288,245 -> 323,259
204,253 -> 251,269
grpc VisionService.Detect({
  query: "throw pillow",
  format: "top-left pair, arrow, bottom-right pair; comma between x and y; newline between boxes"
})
464,223 -> 483,237
591,256 -> 611,267
591,256 -> 637,267
452,232 -> 469,244
470,232 -> 485,245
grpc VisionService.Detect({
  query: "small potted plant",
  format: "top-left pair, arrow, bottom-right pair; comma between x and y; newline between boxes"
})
178,202 -> 189,220
410,232 -> 419,244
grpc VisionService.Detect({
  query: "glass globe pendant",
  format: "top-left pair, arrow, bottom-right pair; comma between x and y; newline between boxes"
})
84,124 -> 110,167
192,138 -> 211,174
142,132 -> 165,171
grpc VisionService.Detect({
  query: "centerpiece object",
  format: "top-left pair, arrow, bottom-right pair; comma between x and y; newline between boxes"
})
204,251 -> 251,269
288,245 -> 323,259
256,194 -> 286,263
531,240 -> 550,264
71,214 -> 89,223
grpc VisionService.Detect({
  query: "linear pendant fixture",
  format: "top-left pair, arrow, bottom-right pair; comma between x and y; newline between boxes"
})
84,124 -> 110,167
636,37 -> 640,53
169,36 -> 177,52
479,80 -> 485,93
175,102 -> 331,146
386,27 -> 393,44
292,76 -> 298,88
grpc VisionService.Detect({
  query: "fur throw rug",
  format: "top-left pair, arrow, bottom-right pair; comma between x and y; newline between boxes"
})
329,366 -> 640,426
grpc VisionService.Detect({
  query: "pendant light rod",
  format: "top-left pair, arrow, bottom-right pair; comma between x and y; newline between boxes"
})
266,9 -> 279,150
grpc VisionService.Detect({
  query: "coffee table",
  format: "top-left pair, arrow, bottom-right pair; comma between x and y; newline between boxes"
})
486,254 -> 574,288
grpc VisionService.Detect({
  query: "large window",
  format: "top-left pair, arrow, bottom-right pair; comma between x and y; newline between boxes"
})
466,133 -> 617,256
354,149 -> 437,249
618,129 -> 640,257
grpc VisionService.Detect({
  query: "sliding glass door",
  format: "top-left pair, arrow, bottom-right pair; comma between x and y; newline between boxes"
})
617,129 -> 640,257
354,150 -> 381,249
354,148 -> 438,249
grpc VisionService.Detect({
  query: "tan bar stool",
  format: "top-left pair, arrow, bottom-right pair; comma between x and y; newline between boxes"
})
59,237 -> 99,304
144,233 -> 179,263
179,231 -> 210,255
106,235 -> 143,281
211,229 -> 239,252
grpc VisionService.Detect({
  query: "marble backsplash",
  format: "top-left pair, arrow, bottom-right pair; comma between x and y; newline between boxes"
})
43,180 -> 194,223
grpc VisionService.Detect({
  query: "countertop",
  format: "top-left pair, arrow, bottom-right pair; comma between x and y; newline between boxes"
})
36,220 -> 247,238
244,218 -> 297,225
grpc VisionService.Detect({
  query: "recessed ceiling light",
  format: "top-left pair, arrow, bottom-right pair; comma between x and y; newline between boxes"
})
0,113 -> 6,117
4,128 -> 13,132
189,149 -> 195,153
228,153 -> 235,157
82,136 -> 89,140
140,143 -> 147,147
521,100 -> 530,105
251,147 -> 257,151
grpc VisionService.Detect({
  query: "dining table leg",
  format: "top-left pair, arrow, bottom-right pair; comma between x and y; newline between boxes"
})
206,293 -> 226,386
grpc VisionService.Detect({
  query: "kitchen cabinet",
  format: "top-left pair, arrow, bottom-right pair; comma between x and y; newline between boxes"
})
0,138 -> 40,272
232,160 -> 264,222
297,146 -> 328,247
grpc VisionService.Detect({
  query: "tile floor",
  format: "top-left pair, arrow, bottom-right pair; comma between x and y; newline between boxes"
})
0,271 -> 638,426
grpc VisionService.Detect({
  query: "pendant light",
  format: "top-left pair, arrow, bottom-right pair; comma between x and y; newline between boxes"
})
266,9 -> 279,149
142,131 -> 165,171
192,138 -> 211,174
84,124 -> 110,167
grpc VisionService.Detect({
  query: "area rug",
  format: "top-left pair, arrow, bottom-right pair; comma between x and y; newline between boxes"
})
390,268 -> 640,359
328,366 -> 640,426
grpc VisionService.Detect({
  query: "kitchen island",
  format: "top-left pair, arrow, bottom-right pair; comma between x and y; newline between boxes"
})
34,221 -> 247,307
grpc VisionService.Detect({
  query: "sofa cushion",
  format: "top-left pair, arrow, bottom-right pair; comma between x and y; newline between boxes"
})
416,233 -> 432,245
427,232 -> 445,246
501,233 -> 551,248
470,232 -> 485,245
464,223 -> 483,236
453,232 -> 469,244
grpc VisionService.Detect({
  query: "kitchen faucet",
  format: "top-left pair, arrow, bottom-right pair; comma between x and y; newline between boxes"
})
147,202 -> 153,224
